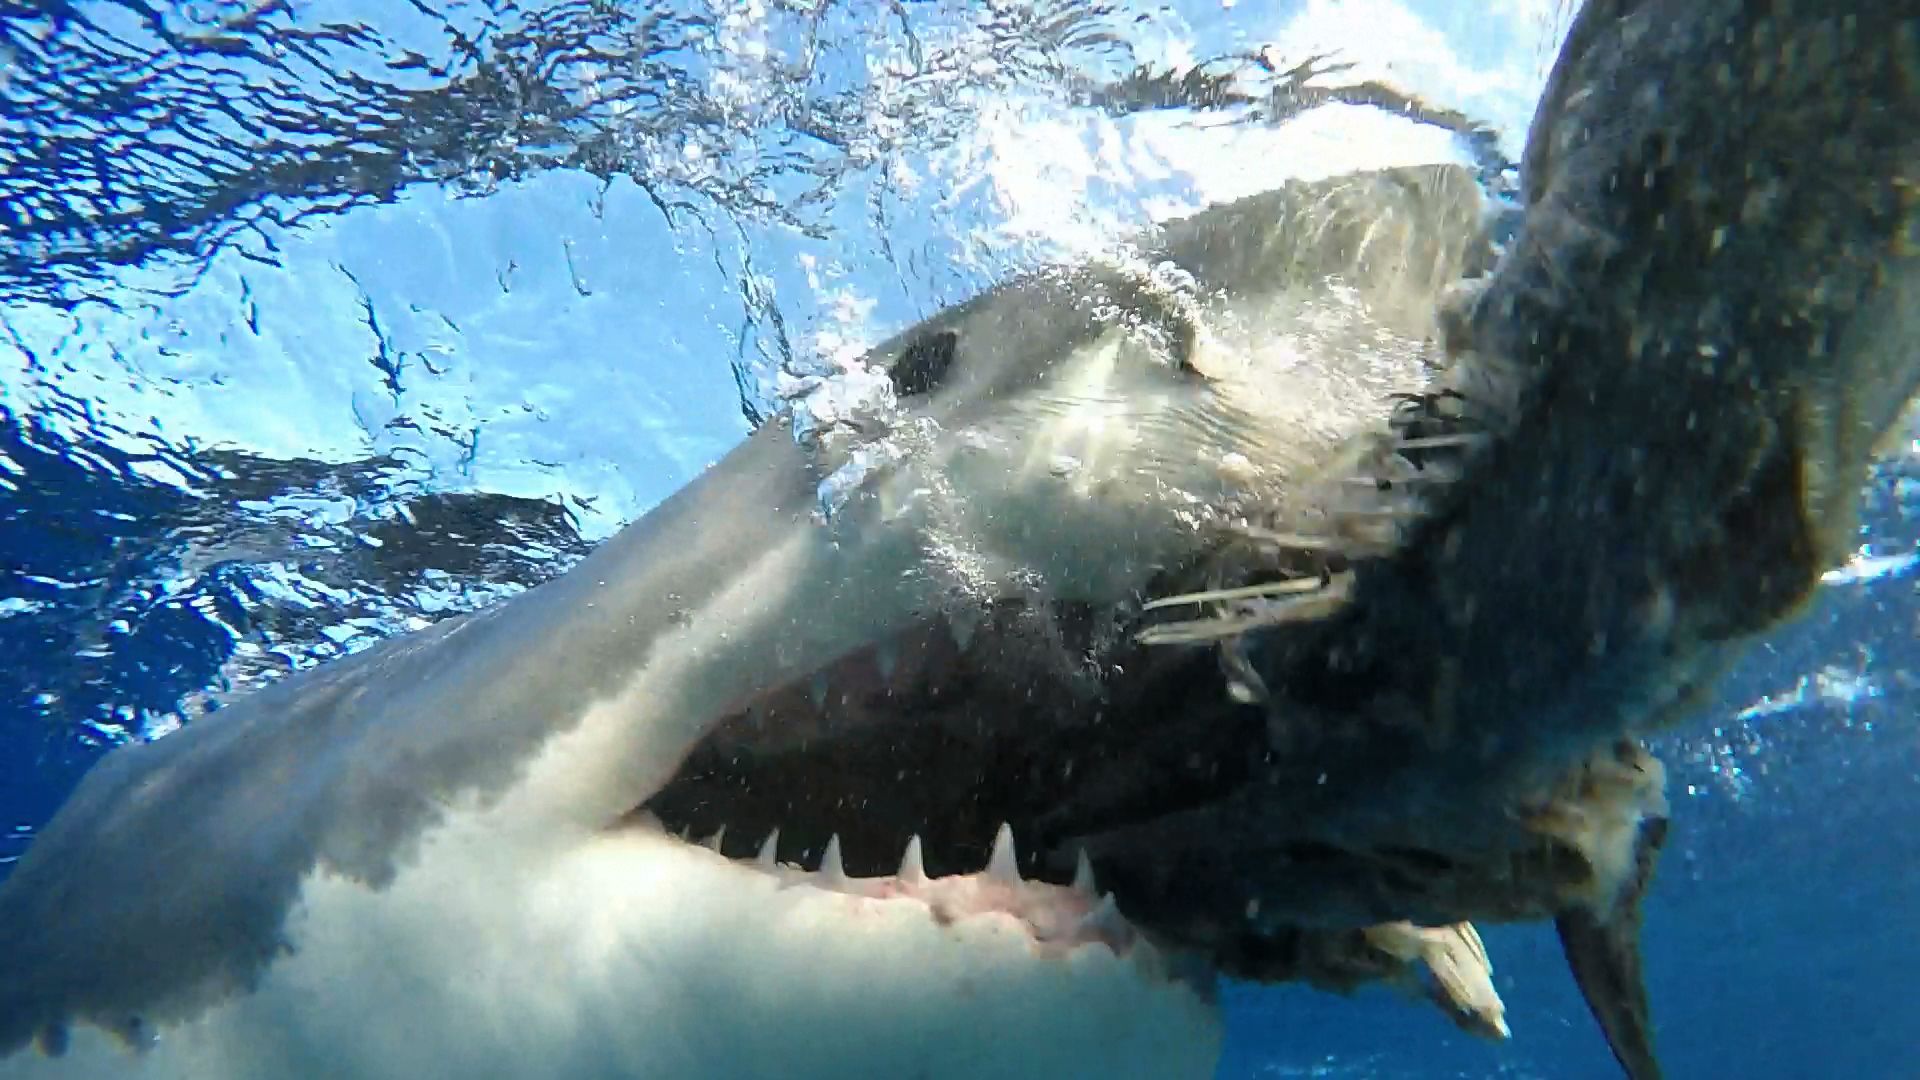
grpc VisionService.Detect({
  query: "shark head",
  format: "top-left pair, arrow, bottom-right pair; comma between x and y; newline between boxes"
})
0,163 -> 1506,1078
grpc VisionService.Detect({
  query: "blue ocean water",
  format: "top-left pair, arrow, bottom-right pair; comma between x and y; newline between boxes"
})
1,1 -> 1915,1077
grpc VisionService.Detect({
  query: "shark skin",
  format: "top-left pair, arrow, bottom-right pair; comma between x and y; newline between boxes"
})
0,162 -> 1496,1079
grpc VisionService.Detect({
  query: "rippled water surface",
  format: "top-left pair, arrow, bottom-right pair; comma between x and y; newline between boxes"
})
2,2 -> 1916,1077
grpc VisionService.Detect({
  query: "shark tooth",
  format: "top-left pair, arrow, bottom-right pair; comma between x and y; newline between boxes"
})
1080,893 -> 1126,938
756,828 -> 781,872
899,834 -> 928,884
700,825 -> 727,853
820,834 -> 849,886
1071,849 -> 1098,897
1127,934 -> 1168,981
987,823 -> 1020,884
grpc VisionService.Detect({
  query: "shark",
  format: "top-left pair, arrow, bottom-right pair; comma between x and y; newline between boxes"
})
0,156 -> 1499,1076
2,1 -> 1917,1077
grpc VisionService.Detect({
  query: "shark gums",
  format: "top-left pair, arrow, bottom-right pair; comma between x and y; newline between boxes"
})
1,1 -> 1916,1078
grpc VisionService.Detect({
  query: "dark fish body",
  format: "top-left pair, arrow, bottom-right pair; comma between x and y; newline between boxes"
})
1029,3 -> 1920,1076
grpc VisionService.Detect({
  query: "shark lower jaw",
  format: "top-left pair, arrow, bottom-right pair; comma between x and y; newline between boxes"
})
9,806 -> 1223,1080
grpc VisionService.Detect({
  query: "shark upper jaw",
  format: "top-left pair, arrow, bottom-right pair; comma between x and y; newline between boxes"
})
0,164 -> 1496,1077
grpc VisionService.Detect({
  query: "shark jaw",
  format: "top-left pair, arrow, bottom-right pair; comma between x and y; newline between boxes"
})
8,771 -> 1221,1079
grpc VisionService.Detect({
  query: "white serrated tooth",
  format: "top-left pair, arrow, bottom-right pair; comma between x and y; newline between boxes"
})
1128,934 -> 1165,979
756,828 -> 781,871
821,834 -> 848,885
700,825 -> 727,853
900,834 -> 928,883
1081,893 -> 1124,936
1072,849 -> 1097,897
987,823 -> 1020,884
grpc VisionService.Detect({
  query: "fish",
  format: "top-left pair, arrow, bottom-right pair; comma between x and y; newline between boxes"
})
984,4 -> 1919,1080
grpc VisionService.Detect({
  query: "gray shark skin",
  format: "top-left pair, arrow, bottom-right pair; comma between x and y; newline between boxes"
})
0,161 -> 1493,1077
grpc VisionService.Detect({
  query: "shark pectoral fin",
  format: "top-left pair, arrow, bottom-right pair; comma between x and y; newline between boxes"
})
1556,815 -> 1669,1080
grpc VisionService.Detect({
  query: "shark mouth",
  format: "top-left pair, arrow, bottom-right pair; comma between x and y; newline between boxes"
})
634,599 -> 1222,991
637,587 -> 1516,1042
